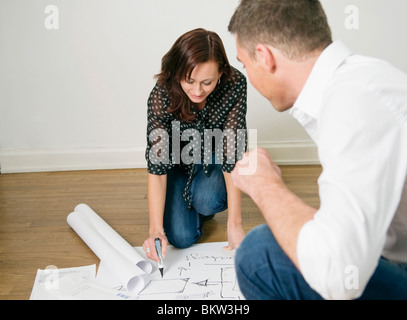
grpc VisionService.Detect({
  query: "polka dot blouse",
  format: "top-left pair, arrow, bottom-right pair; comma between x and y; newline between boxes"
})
145,67 -> 247,209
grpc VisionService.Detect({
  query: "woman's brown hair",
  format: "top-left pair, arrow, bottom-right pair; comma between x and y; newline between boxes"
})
156,28 -> 234,122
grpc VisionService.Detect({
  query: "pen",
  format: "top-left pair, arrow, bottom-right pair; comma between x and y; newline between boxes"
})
154,237 -> 164,278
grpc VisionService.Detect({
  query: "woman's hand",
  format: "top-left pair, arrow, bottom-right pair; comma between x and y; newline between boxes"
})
222,171 -> 245,250
143,234 -> 168,263
225,222 -> 245,250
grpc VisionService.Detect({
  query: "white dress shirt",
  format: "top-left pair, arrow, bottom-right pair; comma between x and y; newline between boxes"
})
291,41 -> 407,300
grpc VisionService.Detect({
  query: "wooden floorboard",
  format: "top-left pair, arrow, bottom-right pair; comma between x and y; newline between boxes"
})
0,165 -> 322,300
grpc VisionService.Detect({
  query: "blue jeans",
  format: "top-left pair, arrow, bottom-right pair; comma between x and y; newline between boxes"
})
163,162 -> 228,249
236,224 -> 407,300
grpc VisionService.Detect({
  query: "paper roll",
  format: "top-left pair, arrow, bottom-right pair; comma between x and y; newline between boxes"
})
67,204 -> 151,294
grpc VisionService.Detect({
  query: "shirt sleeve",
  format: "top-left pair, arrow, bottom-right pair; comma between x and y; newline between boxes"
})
220,71 -> 248,173
297,85 -> 407,300
145,83 -> 174,175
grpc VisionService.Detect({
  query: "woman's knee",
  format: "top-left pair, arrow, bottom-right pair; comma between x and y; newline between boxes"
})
191,165 -> 227,215
165,227 -> 201,249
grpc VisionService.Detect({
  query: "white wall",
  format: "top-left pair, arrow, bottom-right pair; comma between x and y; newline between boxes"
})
1,0 -> 406,173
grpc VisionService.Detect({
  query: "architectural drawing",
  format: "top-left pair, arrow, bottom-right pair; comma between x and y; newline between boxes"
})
135,242 -> 243,300
95,241 -> 244,300
139,278 -> 189,296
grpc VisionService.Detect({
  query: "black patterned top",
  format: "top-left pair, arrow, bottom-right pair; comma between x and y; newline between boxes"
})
145,67 -> 247,209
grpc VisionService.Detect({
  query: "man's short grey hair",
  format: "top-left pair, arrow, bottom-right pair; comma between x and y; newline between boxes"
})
228,0 -> 333,61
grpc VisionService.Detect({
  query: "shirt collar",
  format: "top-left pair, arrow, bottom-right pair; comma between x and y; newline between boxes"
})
290,41 -> 353,119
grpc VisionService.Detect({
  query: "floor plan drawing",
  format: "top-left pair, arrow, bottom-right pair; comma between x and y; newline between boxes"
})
96,241 -> 244,300
139,278 -> 190,296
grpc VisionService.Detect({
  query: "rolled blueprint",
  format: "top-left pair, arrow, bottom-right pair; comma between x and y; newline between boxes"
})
67,204 -> 152,294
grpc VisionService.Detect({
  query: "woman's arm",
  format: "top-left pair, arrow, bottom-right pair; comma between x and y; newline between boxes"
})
144,83 -> 173,261
223,172 -> 245,250
219,71 -> 247,250
143,173 -> 168,262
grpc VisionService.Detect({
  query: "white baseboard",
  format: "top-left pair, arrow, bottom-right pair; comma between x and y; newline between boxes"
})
0,147 -> 147,174
260,141 -> 320,165
0,141 -> 319,174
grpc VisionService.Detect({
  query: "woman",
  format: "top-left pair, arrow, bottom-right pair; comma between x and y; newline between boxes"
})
143,28 -> 247,263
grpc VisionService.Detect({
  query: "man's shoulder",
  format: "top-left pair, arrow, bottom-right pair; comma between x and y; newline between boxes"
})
329,54 -> 407,93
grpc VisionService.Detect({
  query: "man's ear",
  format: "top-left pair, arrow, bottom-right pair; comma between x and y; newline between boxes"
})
255,44 -> 276,73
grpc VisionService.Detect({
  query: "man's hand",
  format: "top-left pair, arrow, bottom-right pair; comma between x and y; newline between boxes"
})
232,147 -> 283,201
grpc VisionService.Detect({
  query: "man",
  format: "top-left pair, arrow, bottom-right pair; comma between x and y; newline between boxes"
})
229,0 -> 407,299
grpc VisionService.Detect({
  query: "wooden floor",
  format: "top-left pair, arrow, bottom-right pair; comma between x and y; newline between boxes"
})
0,165 -> 321,300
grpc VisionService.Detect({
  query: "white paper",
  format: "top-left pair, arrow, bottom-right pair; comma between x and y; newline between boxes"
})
32,204 -> 243,300
96,242 -> 244,300
48,275 -> 137,300
30,264 -> 96,300
67,204 -> 152,294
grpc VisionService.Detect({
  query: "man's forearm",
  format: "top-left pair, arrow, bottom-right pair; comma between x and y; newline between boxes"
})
253,181 -> 316,270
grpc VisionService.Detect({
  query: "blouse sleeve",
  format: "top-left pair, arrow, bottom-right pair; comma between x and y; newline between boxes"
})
220,71 -> 248,173
145,83 -> 174,175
